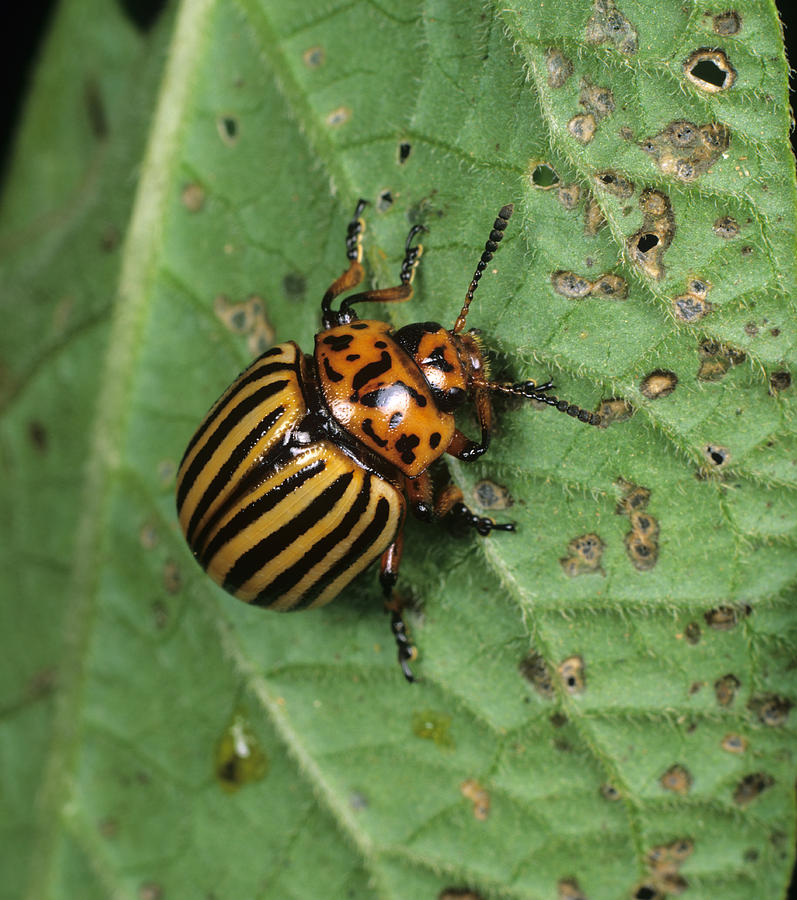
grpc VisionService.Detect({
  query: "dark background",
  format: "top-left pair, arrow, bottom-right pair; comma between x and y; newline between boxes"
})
1,0 -> 795,897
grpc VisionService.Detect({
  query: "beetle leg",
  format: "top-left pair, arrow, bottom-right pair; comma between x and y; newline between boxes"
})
379,534 -> 417,682
337,223 -> 425,316
445,384 -> 493,461
321,200 -> 367,327
434,482 -> 515,536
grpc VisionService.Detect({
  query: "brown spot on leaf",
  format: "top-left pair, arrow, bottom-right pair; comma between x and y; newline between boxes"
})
181,182 -> 205,212
721,733 -> 748,753
628,190 -> 675,280
595,170 -> 634,198
641,119 -> 730,181
684,622 -> 701,645
640,369 -> 678,399
697,340 -> 746,381
580,80 -> 615,120
733,772 -> 774,807
519,651 -> 555,698
557,183 -> 581,209
460,779 -> 490,820
560,533 -> 606,577
583,194 -> 606,235
660,764 -> 692,794
568,113 -> 597,144
714,673 -> 741,707
474,480 -> 513,510
585,0 -> 638,54
749,693 -> 791,727
597,397 -> 634,426
705,604 -> 750,630
769,370 -> 791,394
558,655 -> 586,694
712,11 -> 741,34
302,45 -> 325,68
713,215 -> 740,238
546,48 -> 573,87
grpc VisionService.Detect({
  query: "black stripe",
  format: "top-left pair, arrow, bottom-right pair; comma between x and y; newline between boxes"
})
177,378 -> 289,514
184,402 -> 285,545
179,358 -> 294,467
292,495 -> 394,610
258,472 -> 372,605
223,472 -> 355,594
199,458 -> 326,566
352,351 -> 392,392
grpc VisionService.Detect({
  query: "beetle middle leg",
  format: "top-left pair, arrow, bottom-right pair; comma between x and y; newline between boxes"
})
407,468 -> 514,536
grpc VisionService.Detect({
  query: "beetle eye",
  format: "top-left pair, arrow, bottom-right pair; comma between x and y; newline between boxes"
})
435,386 -> 466,412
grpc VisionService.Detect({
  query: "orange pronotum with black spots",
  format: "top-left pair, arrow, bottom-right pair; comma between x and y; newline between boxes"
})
176,199 -> 601,681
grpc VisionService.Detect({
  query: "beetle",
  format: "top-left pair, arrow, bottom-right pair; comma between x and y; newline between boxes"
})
176,200 -> 600,681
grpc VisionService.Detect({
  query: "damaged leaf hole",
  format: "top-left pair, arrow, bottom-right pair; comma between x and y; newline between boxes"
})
325,106 -> 351,127
552,270 -> 628,301
460,778 -> 490,820
641,120 -> 729,182
697,340 -> 745,382
217,115 -> 239,145
673,278 -> 712,323
597,397 -> 634,426
684,621 -> 701,645
282,272 -> 306,298
585,0 -> 638,55
769,370 -> 791,394
519,651 -> 555,698
721,733 -> 748,754
558,655 -> 586,694
568,114 -> 597,144
377,190 -> 394,211
660,763 -> 692,795
473,479 -> 513,510
749,693 -> 791,727
705,603 -> 750,630
530,162 -> 560,188
599,782 -> 622,801
583,194 -> 606,235
557,183 -> 581,209
733,772 -> 774,807
595,170 -> 634,198
628,190 -> 675,280
713,215 -> 740,238
215,711 -> 269,793
557,877 -> 588,900
704,443 -> 729,467
398,141 -> 412,164
684,48 -> 737,92
714,673 -> 741,707
302,45 -> 325,68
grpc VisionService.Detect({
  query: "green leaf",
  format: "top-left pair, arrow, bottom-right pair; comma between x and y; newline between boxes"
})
2,0 -> 795,898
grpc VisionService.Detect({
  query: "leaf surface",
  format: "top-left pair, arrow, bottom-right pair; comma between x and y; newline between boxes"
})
2,0 -> 796,898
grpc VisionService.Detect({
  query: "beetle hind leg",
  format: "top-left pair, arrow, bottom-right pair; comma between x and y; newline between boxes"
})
379,536 -> 417,683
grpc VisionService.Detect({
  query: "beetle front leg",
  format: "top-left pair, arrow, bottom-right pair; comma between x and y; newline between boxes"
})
445,385 -> 493,461
380,533 -> 417,683
408,469 -> 513,536
320,199 -> 368,328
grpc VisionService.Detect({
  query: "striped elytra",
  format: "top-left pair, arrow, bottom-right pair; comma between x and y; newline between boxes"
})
176,341 -> 404,610
176,200 -> 601,681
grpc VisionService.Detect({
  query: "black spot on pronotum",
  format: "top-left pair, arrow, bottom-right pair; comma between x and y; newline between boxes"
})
398,142 -> 412,164
395,433 -> 420,464
429,432 -> 441,448
322,333 -> 354,352
530,163 -> 560,188
322,356 -> 344,383
117,0 -> 167,31
361,418 -> 388,448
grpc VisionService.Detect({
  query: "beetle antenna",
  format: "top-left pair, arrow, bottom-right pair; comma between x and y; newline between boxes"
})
453,204 -> 514,334
487,379 -> 603,426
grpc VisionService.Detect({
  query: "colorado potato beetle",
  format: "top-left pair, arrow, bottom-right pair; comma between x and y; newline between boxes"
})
176,201 -> 600,681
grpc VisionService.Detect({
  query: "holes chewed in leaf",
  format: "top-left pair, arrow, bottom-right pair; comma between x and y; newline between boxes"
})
705,604 -> 750,630
302,45 -> 325,68
597,398 -> 634,426
325,106 -> 351,127
714,673 -> 741,707
636,233 -> 659,253
721,733 -> 748,753
398,141 -> 412,163
217,115 -> 239,145
568,114 -> 597,144
684,622 -> 701,645
704,443 -> 729,467
769,370 -> 791,394
530,162 -> 560,188
558,655 -> 586,694
580,80 -> 615,121
684,48 -> 737,92
749,693 -> 791,727
377,190 -> 394,211
628,190 -> 674,279
557,183 -> 581,209
595,170 -> 634,197
641,120 -> 730,181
